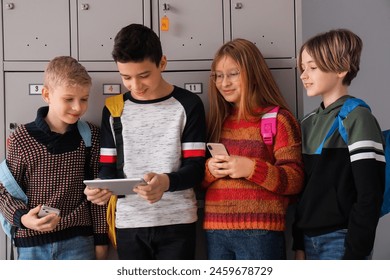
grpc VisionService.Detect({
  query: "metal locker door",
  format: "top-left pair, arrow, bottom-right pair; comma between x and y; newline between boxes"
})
77,0 -> 147,61
4,72 -> 46,138
271,69 -> 297,116
3,0 -> 70,61
231,0 -> 295,58
162,70 -> 211,114
83,72 -> 124,126
157,0 -> 224,61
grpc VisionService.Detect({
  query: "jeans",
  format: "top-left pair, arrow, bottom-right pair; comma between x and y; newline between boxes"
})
206,229 -> 286,260
304,229 -> 347,260
17,235 -> 95,260
116,223 -> 196,260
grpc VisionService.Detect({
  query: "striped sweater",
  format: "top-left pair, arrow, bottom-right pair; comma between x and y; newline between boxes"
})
202,107 -> 304,231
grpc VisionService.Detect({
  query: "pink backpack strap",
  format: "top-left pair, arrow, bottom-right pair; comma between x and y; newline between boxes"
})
261,106 -> 280,145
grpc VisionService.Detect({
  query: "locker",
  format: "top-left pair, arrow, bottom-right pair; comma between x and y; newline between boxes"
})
77,0 -> 146,61
4,72 -> 46,137
157,0 -> 224,61
83,72 -> 124,125
231,0 -> 296,58
163,70 -> 210,113
2,0 -> 70,61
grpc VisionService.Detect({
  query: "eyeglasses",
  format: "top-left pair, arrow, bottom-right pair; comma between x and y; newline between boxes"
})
210,70 -> 240,84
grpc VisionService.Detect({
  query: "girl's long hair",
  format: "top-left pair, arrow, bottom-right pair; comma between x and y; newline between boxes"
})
207,38 -> 289,142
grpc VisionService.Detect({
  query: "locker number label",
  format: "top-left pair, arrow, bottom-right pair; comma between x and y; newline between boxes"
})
29,84 -> 44,95
184,83 -> 202,94
103,84 -> 121,95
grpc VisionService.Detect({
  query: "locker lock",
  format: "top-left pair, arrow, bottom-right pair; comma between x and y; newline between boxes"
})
5,3 -> 15,10
9,123 -> 18,130
81,3 -> 89,10
235,2 -> 243,9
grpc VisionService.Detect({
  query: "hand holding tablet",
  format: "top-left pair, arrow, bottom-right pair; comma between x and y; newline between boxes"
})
83,178 -> 147,195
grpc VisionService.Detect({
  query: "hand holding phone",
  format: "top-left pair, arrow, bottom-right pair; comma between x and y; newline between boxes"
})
207,143 -> 229,157
38,205 -> 61,218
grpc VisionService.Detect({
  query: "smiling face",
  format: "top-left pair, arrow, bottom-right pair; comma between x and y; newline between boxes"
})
300,49 -> 347,107
214,55 -> 242,106
116,57 -> 169,101
42,84 -> 90,133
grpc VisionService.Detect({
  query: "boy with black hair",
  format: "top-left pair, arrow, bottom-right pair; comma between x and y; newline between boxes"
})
84,24 -> 206,260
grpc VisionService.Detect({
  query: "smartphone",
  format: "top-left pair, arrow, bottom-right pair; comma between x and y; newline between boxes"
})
206,143 -> 229,157
38,205 -> 61,218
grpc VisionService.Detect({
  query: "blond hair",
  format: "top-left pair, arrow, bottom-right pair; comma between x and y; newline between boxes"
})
44,56 -> 91,90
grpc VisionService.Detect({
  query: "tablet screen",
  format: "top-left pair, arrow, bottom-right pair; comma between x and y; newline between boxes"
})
83,178 -> 147,195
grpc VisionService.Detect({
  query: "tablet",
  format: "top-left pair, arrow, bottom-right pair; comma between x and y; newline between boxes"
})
83,178 -> 147,195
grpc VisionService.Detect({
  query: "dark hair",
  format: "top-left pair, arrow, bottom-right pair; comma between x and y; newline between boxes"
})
298,28 -> 362,86
112,24 -> 163,66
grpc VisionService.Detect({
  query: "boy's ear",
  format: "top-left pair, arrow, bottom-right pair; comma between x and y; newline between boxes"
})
42,86 -> 50,103
337,70 -> 348,78
159,55 -> 167,71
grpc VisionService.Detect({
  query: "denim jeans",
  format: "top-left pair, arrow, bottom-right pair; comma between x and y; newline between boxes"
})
206,229 -> 286,260
303,229 -> 347,260
17,235 -> 95,260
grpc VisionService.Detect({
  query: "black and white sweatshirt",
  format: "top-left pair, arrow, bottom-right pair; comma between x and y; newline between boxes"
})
99,86 -> 206,228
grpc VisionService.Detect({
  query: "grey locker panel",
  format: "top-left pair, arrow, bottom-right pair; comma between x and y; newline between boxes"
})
83,72 -> 123,126
231,0 -> 295,58
5,72 -> 46,137
271,69 -> 297,116
158,0 -> 224,61
162,71 -> 211,113
77,0 -> 145,61
3,0 -> 70,60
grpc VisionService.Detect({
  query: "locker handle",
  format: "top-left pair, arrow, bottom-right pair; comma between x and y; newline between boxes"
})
81,3 -> 89,10
235,2 -> 243,9
5,3 -> 15,10
9,123 -> 18,130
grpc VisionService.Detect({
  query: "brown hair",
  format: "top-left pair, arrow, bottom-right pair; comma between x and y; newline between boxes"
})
207,38 -> 289,142
298,28 -> 362,86
44,56 -> 91,90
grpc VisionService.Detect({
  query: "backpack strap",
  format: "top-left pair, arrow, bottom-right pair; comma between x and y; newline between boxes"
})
105,94 -> 125,179
77,120 -> 93,180
315,98 -> 371,154
0,159 -> 28,248
381,129 -> 390,217
77,120 -> 92,148
261,106 -> 279,145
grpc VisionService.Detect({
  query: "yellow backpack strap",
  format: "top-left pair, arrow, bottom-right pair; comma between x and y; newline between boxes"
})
106,195 -> 118,248
105,93 -> 124,117
105,94 -> 125,179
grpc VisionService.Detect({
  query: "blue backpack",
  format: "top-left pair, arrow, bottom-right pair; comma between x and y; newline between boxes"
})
316,97 -> 390,217
0,120 -> 92,239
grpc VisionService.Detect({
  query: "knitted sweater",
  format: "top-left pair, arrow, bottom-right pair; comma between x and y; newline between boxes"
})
202,107 -> 304,231
0,107 -> 108,247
